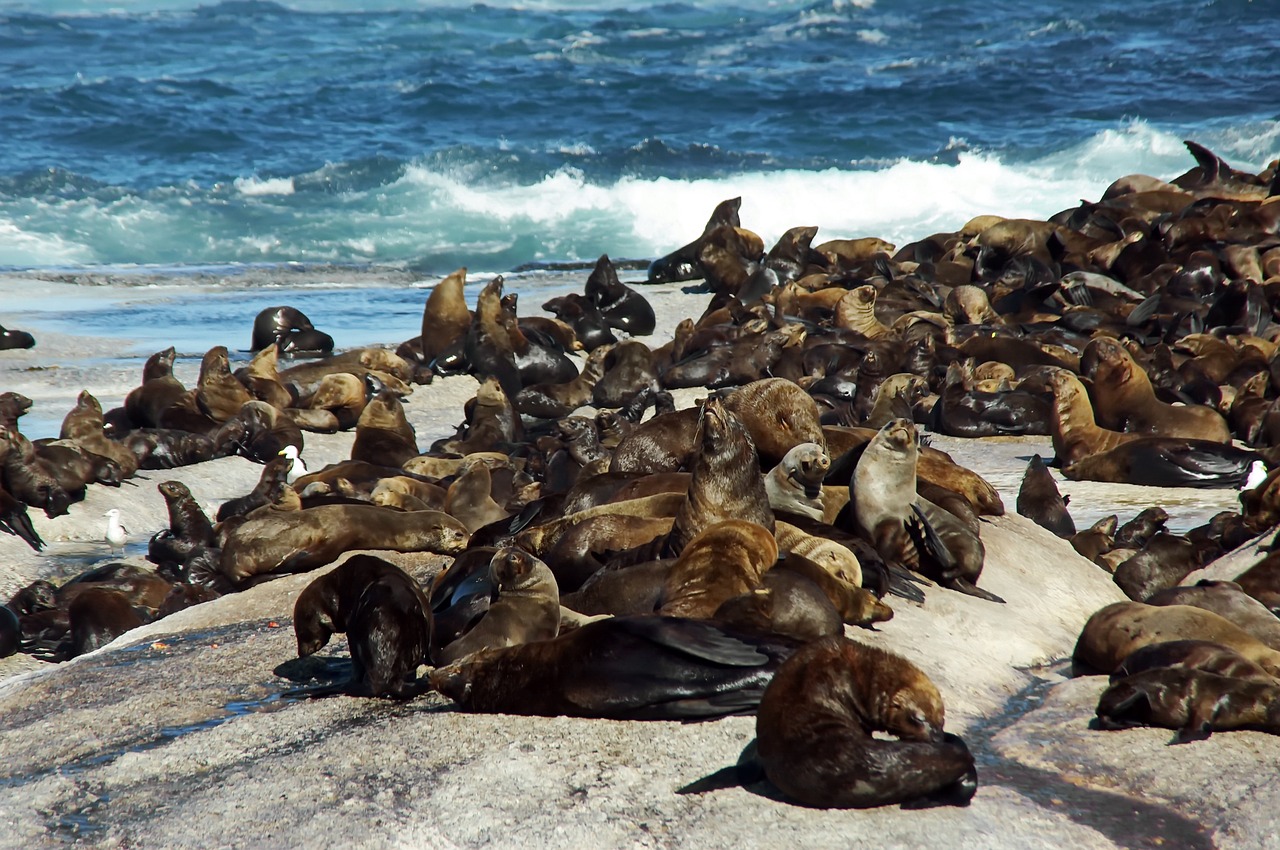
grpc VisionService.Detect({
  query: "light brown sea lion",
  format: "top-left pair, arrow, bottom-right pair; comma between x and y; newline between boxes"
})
195,345 -> 253,423
559,558 -> 674,616
773,551 -> 890,627
722,378 -> 826,469
754,635 -> 977,809
351,390 -> 418,467
59,390 -> 140,477
419,267 -> 472,364
1073,601 -> 1280,676
773,523 -> 862,586
444,459 -> 508,533
299,371 -> 367,430
1146,581 -> 1280,651
764,441 -> 829,521
835,285 -> 892,339
815,237 -> 896,270
1096,667 -> 1280,742
219,505 -> 468,585
1081,336 -> 1231,443
658,520 -> 778,618
667,397 -> 773,556
1044,369 -> 1141,465
237,345 -> 293,410
438,547 -> 560,664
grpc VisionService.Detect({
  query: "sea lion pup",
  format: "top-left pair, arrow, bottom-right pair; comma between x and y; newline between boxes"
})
149,480 -> 216,567
666,398 -> 773,556
350,390 -> 417,467
1095,667 -> 1280,743
1114,507 -> 1169,550
714,570 -> 842,641
513,342 -> 612,419
585,254 -> 656,335
658,520 -> 778,619
219,506 -> 469,585
195,345 -> 253,423
723,378 -> 826,469
1111,640 -> 1278,685
0,430 -> 73,518
430,614 -> 798,719
1072,601 -> 1280,676
1081,336 -> 1231,443
1146,582 -> 1280,651
852,418 -> 996,602
216,453 -> 291,522
437,547 -> 560,664
863,374 -> 929,431
59,390 -> 140,477
1016,454 -> 1075,538
293,555 -> 425,656
1112,534 -> 1212,601
751,635 -> 976,809
444,459 -> 508,533
764,442 -> 829,521
62,587 -> 149,660
437,377 -> 523,455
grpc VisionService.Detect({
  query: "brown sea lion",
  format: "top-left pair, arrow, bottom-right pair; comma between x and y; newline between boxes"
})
299,372 -> 367,430
1081,336 -> 1231,442
1073,601 -> 1280,676
1044,369 -> 1142,465
419,267 -> 472,365
1146,582 -> 1280,651
430,614 -> 797,719
754,635 -> 977,809
216,453 -> 292,522
0,430 -> 74,517
59,390 -> 140,477
351,390 -> 418,467
1015,454 -> 1075,538
775,551 -> 891,627
658,520 -> 778,618
65,587 -> 148,660
1112,640 -> 1278,685
667,398 -> 773,556
1232,553 -> 1280,613
763,442 -> 829,521
1096,667 -> 1280,742
1113,534 -> 1210,601
513,343 -> 612,419
714,569 -> 842,641
592,340 -> 660,409
124,347 -> 187,428
293,554 -> 418,656
236,345 -> 293,410
437,377 -> 523,455
195,346 -> 253,423
558,558 -> 674,616
219,506 -> 468,585
438,547 -> 560,664
444,459 -> 508,533
586,254 -> 656,335
609,407 -> 700,474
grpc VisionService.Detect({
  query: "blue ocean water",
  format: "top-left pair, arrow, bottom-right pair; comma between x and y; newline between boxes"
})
0,0 -> 1277,273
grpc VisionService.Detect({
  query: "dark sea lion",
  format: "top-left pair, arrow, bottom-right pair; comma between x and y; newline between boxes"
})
1063,439 -> 1258,489
293,554 -> 421,656
1096,667 -> 1280,742
344,565 -> 434,698
775,551 -> 893,628
251,306 -> 331,353
1232,553 -> 1280,613
216,453 -> 291,522
1015,454 -> 1075,538
714,570 -> 842,641
150,480 -> 216,568
0,324 -> 35,350
438,547 -> 560,664
437,377 -> 523,455
591,340 -> 660,408
1112,640 -> 1278,685
542,292 -> 617,352
0,604 -> 20,657
220,506 -> 468,585
1112,534 -> 1210,601
658,520 -> 778,618
513,343 -> 611,419
539,513 -> 675,592
0,483 -> 43,551
585,254 -> 656,335
430,614 -> 797,720
350,390 -> 418,467
462,276 -> 522,396
0,430 -> 73,517
647,197 -> 743,283
122,428 -> 223,469
65,587 -> 148,659
559,558 -> 673,616
1114,507 -> 1169,550
195,346 -> 253,423
238,399 -> 304,462
1081,336 -> 1230,442
667,398 -> 773,556
1073,601 -> 1280,676
753,635 -> 976,808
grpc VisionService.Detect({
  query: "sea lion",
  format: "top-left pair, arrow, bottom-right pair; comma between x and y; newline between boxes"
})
666,398 -> 773,556
609,407 -> 700,475
542,292 -> 617,352
293,554 -> 417,656
429,614 -> 797,719
591,340 -> 660,408
585,254 -> 656,335
513,343 -> 612,419
1096,667 -> 1280,742
1071,516 -> 1116,566
216,453 -> 291,522
713,570 -> 842,641
0,324 -> 35,350
0,429 -> 74,517
0,604 -> 19,657
1114,507 -> 1169,550
724,378 -> 826,469
124,347 -> 187,428
238,399 -> 304,462
559,558 -> 673,617
417,267 -> 472,365
236,345 -> 293,410
775,551 -> 891,627
350,390 -> 418,467
195,346 -> 253,423
754,635 -> 977,808
658,520 -> 778,618
345,566 -> 434,698
436,377 -> 523,455
64,587 -> 148,660
1015,454 -> 1075,538
1081,336 -> 1231,442
1073,601 -> 1280,676
296,372 -> 367,431
438,547 -> 560,664
0,483 -> 42,552
764,442 -> 829,520
219,506 -> 469,585
646,197 -> 744,283
58,390 -> 140,477
1113,535 -> 1210,601
251,306 -> 334,355
1146,582 -> 1280,651
444,460 -> 509,534
1112,640 -> 1278,685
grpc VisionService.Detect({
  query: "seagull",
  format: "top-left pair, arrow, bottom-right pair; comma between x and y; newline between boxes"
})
104,508 -> 128,555
279,445 -> 308,485
1242,459 -> 1269,492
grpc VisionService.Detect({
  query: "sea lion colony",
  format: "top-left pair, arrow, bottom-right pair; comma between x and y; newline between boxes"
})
4,140 -> 1280,806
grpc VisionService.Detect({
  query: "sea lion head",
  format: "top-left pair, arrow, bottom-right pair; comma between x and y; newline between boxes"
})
293,583 -> 336,658
879,663 -> 946,742
697,396 -> 733,451
489,546 -> 541,590
1080,337 -> 1132,384
475,376 -> 507,407
157,480 -> 191,502
875,417 -> 917,457
782,442 -> 830,499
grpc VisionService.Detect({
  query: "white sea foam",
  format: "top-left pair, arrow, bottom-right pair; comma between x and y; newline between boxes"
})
0,219 -> 93,267
233,176 -> 296,197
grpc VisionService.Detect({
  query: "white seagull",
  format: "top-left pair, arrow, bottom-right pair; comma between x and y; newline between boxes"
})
104,508 -> 128,555
279,445 -> 308,485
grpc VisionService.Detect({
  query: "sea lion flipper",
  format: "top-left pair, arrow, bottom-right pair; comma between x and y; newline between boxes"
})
905,502 -> 958,574
610,616 -> 768,667
944,577 -> 1005,604
676,741 -> 765,795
